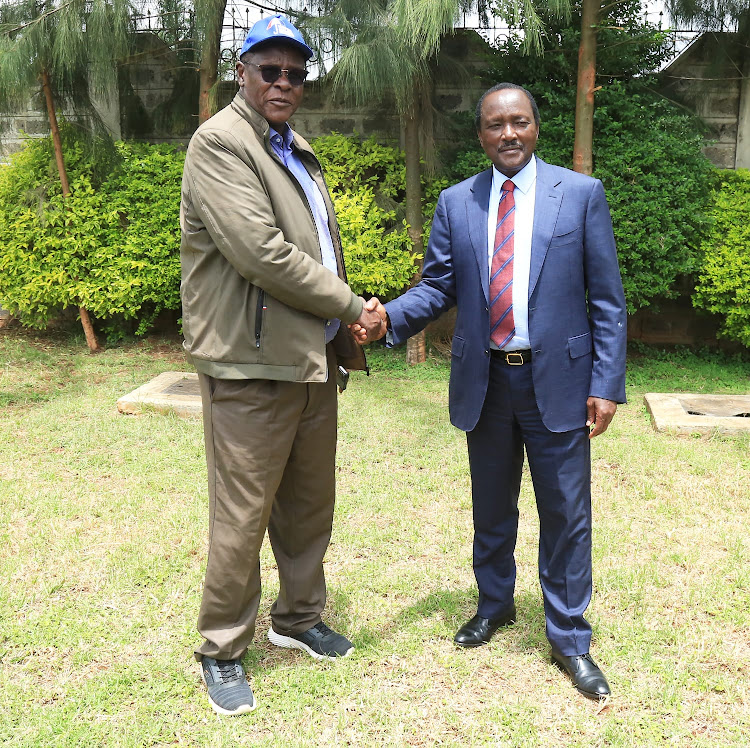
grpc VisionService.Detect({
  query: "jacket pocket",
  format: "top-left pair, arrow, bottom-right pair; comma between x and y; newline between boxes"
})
255,289 -> 265,349
568,332 -> 592,359
451,335 -> 465,358
550,221 -> 582,247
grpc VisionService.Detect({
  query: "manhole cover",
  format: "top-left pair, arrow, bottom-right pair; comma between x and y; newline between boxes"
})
678,395 -> 750,418
117,371 -> 202,418
644,393 -> 750,435
163,378 -> 201,397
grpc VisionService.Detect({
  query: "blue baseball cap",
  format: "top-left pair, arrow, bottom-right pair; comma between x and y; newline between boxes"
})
239,14 -> 314,61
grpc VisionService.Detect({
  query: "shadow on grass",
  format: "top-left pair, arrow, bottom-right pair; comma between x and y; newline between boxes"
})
324,586 -> 550,658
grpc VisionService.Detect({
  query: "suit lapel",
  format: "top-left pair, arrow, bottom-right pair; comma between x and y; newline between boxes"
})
529,158 -> 563,300
467,169 -> 493,304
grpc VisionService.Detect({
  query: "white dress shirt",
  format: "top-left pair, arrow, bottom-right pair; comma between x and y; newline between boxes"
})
487,155 -> 537,351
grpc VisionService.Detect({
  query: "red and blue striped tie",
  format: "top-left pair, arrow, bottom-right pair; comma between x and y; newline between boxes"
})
490,179 -> 516,348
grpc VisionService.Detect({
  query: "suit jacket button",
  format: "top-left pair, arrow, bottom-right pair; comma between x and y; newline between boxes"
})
484,306 -> 489,312
484,349 -> 489,356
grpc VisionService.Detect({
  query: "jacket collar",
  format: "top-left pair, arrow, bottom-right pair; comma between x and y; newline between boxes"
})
230,92 -> 312,156
528,157 -> 563,299
468,168 -> 493,303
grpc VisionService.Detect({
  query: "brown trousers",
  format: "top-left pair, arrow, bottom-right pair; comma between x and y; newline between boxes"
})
194,350 -> 338,661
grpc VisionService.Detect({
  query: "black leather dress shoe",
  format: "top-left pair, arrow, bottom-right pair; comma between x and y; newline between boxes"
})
453,605 -> 516,647
551,650 -> 611,699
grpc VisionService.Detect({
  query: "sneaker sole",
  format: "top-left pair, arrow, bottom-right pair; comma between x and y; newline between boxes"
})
267,627 -> 354,660
200,665 -> 257,716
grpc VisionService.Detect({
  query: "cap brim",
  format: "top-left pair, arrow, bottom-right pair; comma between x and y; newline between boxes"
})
241,38 -> 314,61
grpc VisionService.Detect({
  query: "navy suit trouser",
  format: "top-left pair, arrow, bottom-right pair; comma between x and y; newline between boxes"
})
466,356 -> 593,656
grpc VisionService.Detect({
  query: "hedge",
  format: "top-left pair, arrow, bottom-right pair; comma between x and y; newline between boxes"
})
693,169 -> 750,346
0,130 -> 183,337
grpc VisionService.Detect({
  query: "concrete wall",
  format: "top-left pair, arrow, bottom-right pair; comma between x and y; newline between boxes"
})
0,73 -> 121,163
4,30 -> 746,168
661,32 -> 749,169
119,34 -> 198,144
0,95 -> 54,162
0,29 -> 488,158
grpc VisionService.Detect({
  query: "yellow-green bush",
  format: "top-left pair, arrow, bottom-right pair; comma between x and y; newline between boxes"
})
0,129 -> 183,336
693,169 -> 750,347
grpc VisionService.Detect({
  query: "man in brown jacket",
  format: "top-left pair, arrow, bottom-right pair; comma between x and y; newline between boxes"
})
180,14 -> 383,715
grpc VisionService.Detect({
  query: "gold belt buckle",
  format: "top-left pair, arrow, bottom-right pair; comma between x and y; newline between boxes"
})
505,351 -> 525,365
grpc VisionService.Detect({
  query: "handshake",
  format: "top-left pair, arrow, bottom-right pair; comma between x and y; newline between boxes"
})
349,297 -> 388,345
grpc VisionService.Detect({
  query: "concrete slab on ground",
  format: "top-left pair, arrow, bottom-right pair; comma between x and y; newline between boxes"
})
644,393 -> 750,436
118,371 -> 201,418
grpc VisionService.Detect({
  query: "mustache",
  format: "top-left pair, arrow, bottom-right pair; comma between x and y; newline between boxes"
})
499,143 -> 521,151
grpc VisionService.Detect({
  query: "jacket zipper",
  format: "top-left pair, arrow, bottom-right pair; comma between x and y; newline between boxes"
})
255,289 -> 265,349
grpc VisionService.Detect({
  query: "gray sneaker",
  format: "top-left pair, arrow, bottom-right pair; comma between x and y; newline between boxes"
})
268,621 -> 354,660
200,657 -> 256,715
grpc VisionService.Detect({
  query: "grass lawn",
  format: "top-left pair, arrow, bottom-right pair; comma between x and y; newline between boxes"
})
0,326 -> 749,747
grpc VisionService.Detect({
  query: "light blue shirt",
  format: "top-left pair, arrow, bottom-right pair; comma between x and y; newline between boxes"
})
487,156 -> 537,351
269,126 -> 340,343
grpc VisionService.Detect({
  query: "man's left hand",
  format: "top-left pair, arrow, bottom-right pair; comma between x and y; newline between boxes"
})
586,397 -> 617,439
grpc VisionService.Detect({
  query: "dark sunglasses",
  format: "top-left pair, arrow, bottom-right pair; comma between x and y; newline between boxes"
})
246,62 -> 308,87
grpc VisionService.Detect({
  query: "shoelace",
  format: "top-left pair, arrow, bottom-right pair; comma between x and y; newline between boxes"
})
216,660 -> 241,683
313,622 -> 333,637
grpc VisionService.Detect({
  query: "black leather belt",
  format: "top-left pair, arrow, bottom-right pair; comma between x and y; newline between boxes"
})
491,349 -> 532,365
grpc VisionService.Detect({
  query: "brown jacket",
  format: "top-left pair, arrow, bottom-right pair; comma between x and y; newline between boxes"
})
180,92 -> 366,381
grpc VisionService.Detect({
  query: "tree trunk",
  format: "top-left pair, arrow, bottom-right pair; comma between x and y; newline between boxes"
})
573,0 -> 599,175
403,103 -> 426,364
41,67 -> 70,197
79,306 -> 100,352
41,67 -> 100,352
198,0 -> 227,124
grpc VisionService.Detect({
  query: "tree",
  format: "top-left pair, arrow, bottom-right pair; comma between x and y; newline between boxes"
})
489,0 -> 666,174
0,0 -> 133,351
488,0 -> 667,85
297,0 -> 462,362
666,0 -> 749,34
573,0 -> 597,174
195,0 -> 227,123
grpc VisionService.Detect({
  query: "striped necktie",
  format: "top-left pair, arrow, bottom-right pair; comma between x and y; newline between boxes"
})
490,179 -> 516,348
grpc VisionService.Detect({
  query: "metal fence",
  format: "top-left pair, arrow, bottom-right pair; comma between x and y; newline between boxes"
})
131,1 -> 705,76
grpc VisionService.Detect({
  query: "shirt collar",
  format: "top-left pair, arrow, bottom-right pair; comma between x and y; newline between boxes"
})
492,154 -> 537,195
269,125 -> 294,151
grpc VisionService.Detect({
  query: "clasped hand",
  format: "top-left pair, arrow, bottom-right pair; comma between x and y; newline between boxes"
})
349,297 -> 387,344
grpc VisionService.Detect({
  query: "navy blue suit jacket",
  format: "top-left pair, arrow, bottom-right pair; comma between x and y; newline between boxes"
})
385,158 -> 627,433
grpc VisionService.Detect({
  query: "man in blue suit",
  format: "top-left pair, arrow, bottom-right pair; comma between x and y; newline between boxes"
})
357,82 -> 626,698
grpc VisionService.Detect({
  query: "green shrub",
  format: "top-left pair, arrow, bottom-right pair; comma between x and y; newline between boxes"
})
693,169 -> 750,346
548,82 -> 714,314
0,129 -> 183,336
330,189 -> 417,298
311,132 -> 405,198
0,130 -> 422,336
